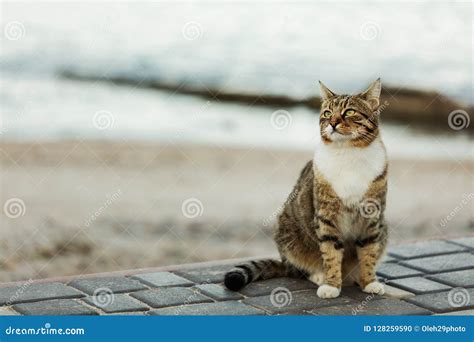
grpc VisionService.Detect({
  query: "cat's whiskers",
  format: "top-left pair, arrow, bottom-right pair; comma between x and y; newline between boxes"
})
356,130 -> 378,144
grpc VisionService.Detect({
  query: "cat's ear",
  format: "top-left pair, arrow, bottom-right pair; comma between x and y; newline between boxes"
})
360,78 -> 381,109
319,81 -> 336,100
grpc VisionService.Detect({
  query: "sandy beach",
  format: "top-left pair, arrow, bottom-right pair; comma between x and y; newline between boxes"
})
0,140 -> 472,282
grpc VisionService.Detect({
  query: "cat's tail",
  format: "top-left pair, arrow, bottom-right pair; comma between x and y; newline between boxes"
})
224,259 -> 303,291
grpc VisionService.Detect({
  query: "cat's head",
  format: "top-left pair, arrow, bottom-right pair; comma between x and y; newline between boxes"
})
318,78 -> 382,147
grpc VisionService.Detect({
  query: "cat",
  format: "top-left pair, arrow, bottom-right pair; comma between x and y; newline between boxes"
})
224,79 -> 388,299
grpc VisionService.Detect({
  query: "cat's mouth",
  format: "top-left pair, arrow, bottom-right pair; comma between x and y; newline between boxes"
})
325,126 -> 351,138
324,126 -> 354,142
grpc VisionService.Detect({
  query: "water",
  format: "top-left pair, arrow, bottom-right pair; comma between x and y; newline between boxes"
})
1,1 -> 472,159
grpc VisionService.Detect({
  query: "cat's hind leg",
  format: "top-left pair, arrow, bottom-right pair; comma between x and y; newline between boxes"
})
308,268 -> 341,298
309,271 -> 325,286
283,250 -> 326,286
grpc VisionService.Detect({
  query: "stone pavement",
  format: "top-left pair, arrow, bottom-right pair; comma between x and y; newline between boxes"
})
0,237 -> 473,316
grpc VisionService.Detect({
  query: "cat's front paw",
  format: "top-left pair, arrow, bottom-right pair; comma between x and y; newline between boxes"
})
363,281 -> 385,295
317,284 -> 341,299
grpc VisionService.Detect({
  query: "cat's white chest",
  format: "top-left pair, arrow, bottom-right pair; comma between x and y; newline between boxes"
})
313,139 -> 386,204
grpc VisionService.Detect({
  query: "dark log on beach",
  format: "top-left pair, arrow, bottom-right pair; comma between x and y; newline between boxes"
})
61,71 -> 472,132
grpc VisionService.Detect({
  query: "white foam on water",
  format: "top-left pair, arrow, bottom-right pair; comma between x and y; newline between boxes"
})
1,76 -> 472,161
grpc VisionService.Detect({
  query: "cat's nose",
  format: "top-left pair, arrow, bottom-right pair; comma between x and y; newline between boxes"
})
330,123 -> 338,130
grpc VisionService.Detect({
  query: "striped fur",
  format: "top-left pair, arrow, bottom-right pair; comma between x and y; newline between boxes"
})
224,259 -> 305,291
224,79 -> 388,298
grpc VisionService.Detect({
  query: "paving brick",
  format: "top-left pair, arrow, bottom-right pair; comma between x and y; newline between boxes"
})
239,277 -> 317,297
13,299 -> 98,315
195,283 -> 243,301
173,265 -> 231,283
130,287 -> 212,308
69,276 -> 146,295
309,298 -> 431,315
149,301 -> 264,315
388,277 -> 451,294
275,310 -> 313,315
435,309 -> 474,316
131,272 -> 193,287
447,237 -> 474,250
406,288 -> 474,313
383,285 -> 415,299
84,294 -> 149,313
427,269 -> 474,288
243,289 -> 354,314
341,286 -> 386,302
376,263 -> 423,280
0,282 -> 83,305
109,311 -> 146,315
388,240 -> 466,259
381,256 -> 398,263
400,252 -> 474,274
0,307 -> 19,315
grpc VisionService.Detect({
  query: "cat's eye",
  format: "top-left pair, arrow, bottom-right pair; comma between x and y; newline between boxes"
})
321,110 -> 331,119
343,109 -> 356,117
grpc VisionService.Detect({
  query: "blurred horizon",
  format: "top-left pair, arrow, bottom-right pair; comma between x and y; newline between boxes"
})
1,1 -> 472,158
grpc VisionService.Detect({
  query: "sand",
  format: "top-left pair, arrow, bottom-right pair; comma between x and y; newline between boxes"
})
0,140 -> 472,282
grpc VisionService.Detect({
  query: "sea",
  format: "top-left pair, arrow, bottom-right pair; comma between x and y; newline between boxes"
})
1,1 -> 472,159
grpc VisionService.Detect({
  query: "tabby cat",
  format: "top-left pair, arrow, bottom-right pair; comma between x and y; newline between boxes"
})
225,79 -> 388,298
